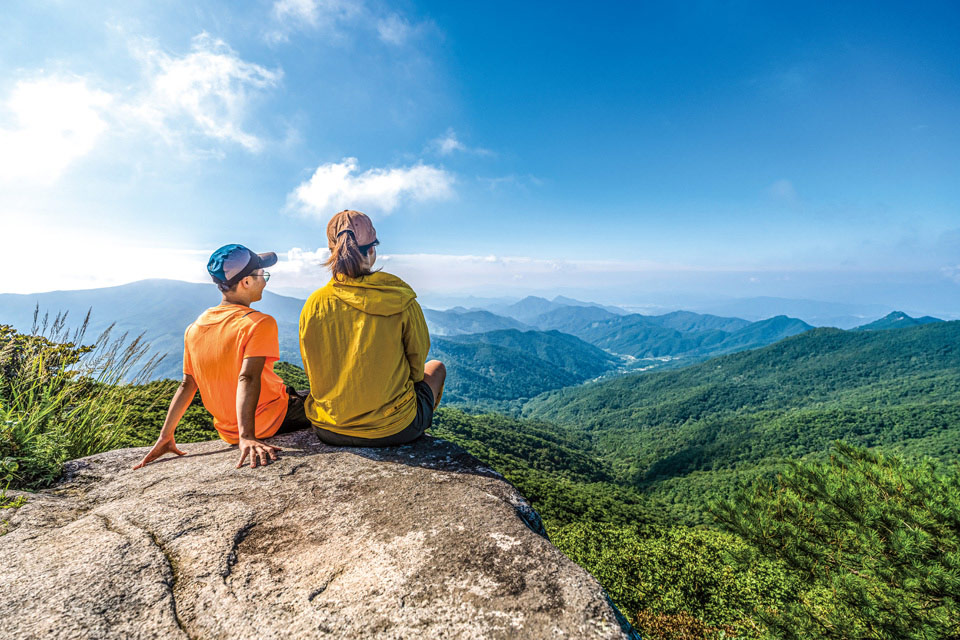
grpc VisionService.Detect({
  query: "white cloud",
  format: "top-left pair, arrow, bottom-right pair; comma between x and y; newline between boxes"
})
289,157 -> 454,215
429,128 -> 493,157
130,33 -> 282,152
269,0 -> 425,46
479,173 -> 543,192
0,32 -> 282,183
271,0 -> 359,33
0,77 -> 112,184
431,129 -> 465,155
376,14 -> 413,45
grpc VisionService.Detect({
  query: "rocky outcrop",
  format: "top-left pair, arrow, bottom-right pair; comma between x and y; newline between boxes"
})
0,431 -> 638,639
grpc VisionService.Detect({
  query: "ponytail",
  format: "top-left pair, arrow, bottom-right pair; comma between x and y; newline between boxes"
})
325,231 -> 373,281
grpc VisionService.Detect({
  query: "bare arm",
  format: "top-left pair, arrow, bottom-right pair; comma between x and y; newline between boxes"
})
133,374 -> 198,469
235,356 -> 281,469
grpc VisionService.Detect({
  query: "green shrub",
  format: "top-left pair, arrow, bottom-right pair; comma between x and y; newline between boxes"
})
274,361 -> 309,390
111,379 -> 217,447
549,523 -> 790,639
714,442 -> 960,639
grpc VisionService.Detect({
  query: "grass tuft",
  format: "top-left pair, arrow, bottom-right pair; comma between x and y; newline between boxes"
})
0,306 -> 162,489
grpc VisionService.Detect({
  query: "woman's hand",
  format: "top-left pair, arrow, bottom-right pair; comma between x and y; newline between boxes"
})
133,437 -> 186,469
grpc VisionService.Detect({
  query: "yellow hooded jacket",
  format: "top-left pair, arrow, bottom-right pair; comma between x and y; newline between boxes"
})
298,271 -> 430,438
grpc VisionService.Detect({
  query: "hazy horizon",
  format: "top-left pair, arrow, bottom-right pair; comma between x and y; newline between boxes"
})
3,276 -> 956,323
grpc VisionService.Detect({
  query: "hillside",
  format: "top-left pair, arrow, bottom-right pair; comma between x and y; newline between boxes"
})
429,329 -> 620,411
523,321 -> 960,521
551,310 -> 812,361
423,307 -> 532,335
444,329 -> 620,378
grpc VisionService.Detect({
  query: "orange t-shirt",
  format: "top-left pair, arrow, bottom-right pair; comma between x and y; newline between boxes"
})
183,305 -> 288,444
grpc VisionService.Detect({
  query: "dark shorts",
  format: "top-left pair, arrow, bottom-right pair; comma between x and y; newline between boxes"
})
312,380 -> 435,447
274,387 -> 314,435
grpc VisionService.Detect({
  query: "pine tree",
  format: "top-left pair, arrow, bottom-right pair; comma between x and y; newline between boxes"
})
714,442 -> 960,639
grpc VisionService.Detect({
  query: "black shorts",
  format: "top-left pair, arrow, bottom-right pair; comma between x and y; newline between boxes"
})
274,387 -> 313,435
312,380 -> 435,447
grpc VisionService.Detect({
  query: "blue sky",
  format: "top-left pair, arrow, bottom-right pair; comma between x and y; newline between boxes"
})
1,1 -> 958,315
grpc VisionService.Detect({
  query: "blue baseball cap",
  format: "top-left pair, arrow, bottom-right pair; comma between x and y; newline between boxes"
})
207,244 -> 278,288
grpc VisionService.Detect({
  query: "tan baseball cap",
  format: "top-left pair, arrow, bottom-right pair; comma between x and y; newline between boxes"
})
327,210 -> 378,250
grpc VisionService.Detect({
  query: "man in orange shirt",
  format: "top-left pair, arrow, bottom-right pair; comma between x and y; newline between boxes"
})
134,244 -> 310,470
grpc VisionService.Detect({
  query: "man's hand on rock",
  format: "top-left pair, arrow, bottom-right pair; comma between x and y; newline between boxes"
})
133,437 -> 186,470
237,437 -> 281,469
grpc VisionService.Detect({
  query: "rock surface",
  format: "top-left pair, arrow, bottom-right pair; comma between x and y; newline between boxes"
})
0,431 -> 638,639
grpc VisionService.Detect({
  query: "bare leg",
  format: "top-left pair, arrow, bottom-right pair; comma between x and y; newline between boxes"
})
423,360 -> 446,407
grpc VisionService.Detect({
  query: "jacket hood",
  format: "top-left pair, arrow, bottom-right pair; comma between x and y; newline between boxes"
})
326,271 -> 417,317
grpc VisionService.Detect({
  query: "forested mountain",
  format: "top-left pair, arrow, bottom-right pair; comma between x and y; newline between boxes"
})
854,310 -> 942,331
552,296 -> 629,315
523,320 -> 960,521
428,329 -> 619,411
525,305 -> 622,333
444,329 -> 620,377
422,307 -> 532,335
645,310 -> 751,333
546,310 -> 812,360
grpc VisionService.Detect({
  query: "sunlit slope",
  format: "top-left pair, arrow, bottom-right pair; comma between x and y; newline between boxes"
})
537,309 -> 812,359
443,329 -> 620,377
523,321 -> 960,509
429,329 -> 619,410
430,408 -> 666,527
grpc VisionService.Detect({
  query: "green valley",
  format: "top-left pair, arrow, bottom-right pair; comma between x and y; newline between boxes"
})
523,321 -> 960,521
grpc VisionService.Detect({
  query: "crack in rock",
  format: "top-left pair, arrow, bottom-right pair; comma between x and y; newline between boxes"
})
222,521 -> 257,579
127,518 -> 195,640
308,567 -> 345,602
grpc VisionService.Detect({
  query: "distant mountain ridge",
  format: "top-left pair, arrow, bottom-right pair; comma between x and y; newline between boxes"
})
853,310 -> 942,331
692,296 -> 895,329
486,295 -> 628,323
0,280 -> 835,396
520,306 -> 812,362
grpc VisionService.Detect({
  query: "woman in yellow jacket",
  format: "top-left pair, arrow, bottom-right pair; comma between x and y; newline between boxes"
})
299,210 -> 446,446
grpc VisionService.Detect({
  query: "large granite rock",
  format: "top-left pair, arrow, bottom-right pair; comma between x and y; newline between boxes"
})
0,431 -> 638,639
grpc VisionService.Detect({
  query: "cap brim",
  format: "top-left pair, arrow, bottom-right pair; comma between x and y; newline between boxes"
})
257,252 -> 278,268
